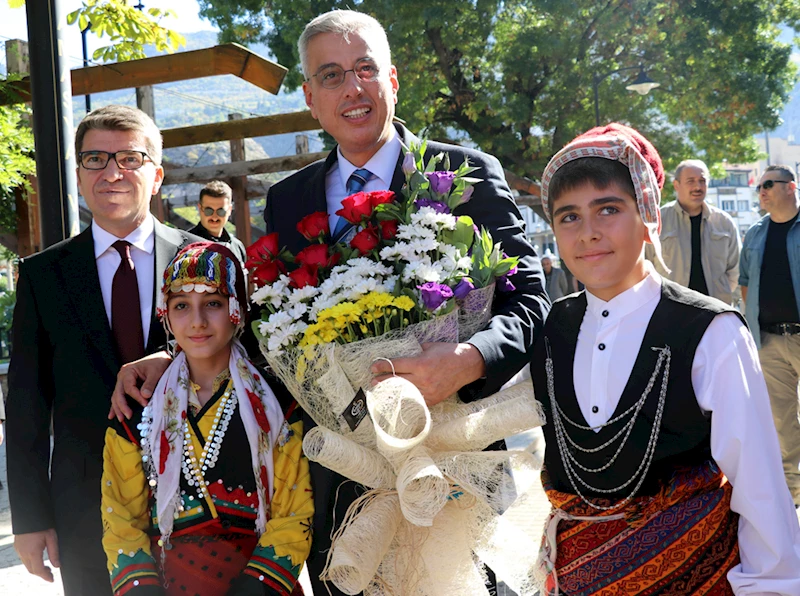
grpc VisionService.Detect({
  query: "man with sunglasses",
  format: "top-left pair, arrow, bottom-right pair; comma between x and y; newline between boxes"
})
646,159 -> 741,305
6,104 -> 197,594
188,180 -> 247,265
740,164 -> 800,508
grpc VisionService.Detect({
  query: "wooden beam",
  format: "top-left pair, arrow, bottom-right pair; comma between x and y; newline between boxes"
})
162,111 -> 319,149
504,169 -> 541,198
229,113 -> 252,247
163,151 -> 328,186
0,43 -> 288,105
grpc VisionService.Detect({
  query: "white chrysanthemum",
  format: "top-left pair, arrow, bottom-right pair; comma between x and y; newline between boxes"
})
288,285 -> 320,305
266,321 -> 307,352
406,236 -> 439,255
411,208 -> 458,230
396,224 -> 437,243
261,310 -> 294,335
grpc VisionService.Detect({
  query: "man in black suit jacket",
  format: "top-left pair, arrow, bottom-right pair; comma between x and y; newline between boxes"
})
6,105 -> 196,595
264,10 -> 549,595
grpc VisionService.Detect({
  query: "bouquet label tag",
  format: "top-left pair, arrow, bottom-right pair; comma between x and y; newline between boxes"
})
342,388 -> 369,431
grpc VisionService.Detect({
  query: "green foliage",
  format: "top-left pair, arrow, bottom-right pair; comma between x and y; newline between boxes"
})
198,0 -> 800,180
66,0 -> 186,63
0,290 -> 15,335
0,100 -> 35,233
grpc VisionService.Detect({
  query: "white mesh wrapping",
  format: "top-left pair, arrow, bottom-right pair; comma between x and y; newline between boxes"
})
367,376 -> 431,469
457,282 -> 495,342
323,493 -> 404,595
302,426 -> 396,489
257,299 -> 548,594
426,395 -> 546,452
395,446 -> 450,527
418,503 -> 491,596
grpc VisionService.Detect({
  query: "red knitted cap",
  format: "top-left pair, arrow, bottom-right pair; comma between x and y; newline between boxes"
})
570,123 -> 664,190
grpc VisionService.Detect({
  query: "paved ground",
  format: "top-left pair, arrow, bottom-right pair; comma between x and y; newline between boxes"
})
0,428 -> 550,596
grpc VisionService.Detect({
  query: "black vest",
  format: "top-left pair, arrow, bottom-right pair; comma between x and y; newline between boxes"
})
532,280 -> 744,498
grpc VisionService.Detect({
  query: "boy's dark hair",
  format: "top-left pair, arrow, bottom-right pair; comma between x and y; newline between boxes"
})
547,157 -> 636,218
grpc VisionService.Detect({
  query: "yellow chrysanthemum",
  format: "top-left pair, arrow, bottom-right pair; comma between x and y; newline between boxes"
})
393,296 -> 415,311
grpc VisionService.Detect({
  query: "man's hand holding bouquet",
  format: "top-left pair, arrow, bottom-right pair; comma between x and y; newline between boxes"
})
246,142 -> 544,595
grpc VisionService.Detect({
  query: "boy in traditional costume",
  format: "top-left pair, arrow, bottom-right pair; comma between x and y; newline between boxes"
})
532,124 -> 800,595
100,242 -> 312,595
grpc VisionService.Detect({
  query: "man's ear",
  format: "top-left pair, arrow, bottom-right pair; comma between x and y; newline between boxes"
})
672,178 -> 680,193
303,81 -> 318,119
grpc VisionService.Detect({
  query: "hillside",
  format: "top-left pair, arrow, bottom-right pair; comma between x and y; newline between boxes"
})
72,31 -> 323,176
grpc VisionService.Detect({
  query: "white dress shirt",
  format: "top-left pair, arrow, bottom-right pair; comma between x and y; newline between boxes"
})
325,127 -> 402,230
573,264 -> 800,594
93,216 -> 155,347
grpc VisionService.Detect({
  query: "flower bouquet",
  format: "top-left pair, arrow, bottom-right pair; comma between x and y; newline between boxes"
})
247,142 -> 545,595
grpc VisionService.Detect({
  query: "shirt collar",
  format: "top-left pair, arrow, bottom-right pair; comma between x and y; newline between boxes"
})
585,262 -> 662,320
92,214 -> 155,259
675,199 -> 710,219
336,127 -> 401,190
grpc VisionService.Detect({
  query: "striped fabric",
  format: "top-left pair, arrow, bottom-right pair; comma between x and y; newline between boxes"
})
540,461 -> 740,595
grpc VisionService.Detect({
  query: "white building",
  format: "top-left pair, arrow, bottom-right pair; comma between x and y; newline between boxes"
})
706,167 -> 762,239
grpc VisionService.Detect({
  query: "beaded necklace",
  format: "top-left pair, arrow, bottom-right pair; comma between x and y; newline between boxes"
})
182,385 -> 238,500
140,384 -> 238,504
545,338 -> 671,511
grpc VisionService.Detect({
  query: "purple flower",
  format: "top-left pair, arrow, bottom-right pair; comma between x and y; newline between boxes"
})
402,152 -> 416,176
426,171 -> 457,195
497,275 -> 516,292
454,278 -> 475,300
503,253 -> 518,277
460,185 -> 474,204
417,282 -> 454,310
414,198 -> 451,214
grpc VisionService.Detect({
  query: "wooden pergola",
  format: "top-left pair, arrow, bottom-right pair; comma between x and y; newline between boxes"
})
5,41 -> 543,256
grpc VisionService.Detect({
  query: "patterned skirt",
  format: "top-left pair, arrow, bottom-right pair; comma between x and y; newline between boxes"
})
540,461 -> 740,595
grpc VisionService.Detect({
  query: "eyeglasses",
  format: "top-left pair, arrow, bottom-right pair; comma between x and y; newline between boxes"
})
78,150 -> 153,170
202,207 -> 228,217
756,179 -> 790,192
309,58 -> 381,89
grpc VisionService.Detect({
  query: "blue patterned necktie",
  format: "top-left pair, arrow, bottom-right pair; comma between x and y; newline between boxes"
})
332,167 -> 373,242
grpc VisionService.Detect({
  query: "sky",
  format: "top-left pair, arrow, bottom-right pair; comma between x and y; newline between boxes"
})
0,0 -> 216,69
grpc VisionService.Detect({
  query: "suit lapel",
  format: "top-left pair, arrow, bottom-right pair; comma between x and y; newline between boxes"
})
147,221 -> 189,353
390,124 -> 419,193
57,227 -> 120,374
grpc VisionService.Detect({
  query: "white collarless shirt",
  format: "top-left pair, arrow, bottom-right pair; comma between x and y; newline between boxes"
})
570,265 -> 800,594
325,128 -> 402,230
92,216 -> 155,347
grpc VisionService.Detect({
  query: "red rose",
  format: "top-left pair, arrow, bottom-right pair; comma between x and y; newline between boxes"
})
296,244 -> 339,268
158,430 -> 170,475
247,388 -> 271,434
297,212 -> 330,241
350,226 -> 381,255
336,191 -> 374,224
379,219 -> 399,240
288,264 -> 319,289
251,260 -> 285,286
369,190 -> 396,208
246,233 -> 281,262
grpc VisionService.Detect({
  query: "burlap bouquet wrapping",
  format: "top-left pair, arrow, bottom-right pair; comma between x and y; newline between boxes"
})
262,289 -> 546,595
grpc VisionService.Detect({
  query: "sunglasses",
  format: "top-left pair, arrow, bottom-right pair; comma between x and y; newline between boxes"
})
202,207 -> 228,217
755,179 -> 790,192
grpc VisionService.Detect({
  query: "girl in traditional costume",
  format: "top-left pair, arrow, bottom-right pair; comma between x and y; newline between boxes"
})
532,124 -> 800,595
101,242 -> 312,595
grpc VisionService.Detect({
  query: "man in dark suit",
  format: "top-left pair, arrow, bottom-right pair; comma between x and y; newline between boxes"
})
6,105 -> 197,595
264,10 -> 549,594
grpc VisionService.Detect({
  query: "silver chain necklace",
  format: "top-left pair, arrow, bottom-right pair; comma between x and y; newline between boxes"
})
545,338 -> 671,511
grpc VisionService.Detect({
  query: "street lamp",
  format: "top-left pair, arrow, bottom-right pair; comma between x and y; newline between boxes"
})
593,65 -> 660,126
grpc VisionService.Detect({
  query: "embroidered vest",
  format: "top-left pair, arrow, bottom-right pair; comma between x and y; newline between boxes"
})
532,280 -> 744,498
